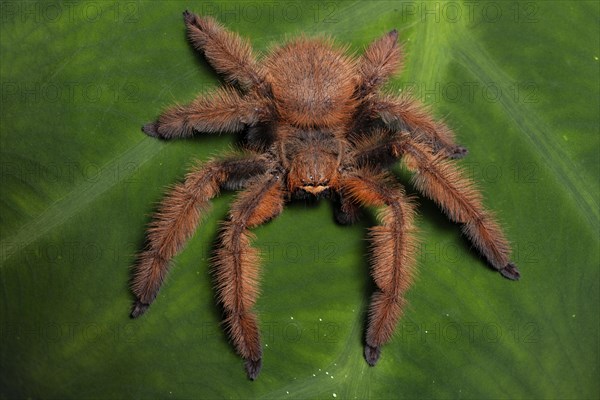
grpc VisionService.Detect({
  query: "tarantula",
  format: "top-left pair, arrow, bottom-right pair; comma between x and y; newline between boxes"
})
131,10 -> 520,380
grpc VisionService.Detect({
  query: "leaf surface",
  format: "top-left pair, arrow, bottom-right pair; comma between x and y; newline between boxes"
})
1,1 -> 598,399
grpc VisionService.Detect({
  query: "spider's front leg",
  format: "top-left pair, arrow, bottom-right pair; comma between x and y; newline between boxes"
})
213,174 -> 285,380
401,138 -> 520,279
183,10 -> 264,90
357,28 -> 402,94
130,155 -> 268,318
342,170 -> 418,365
332,190 -> 362,225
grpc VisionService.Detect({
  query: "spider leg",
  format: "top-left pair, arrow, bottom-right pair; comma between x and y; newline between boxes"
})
358,29 -> 403,95
351,128 -> 404,169
213,174 -> 285,380
333,190 -> 362,225
350,134 -> 519,279
400,138 -> 520,279
341,170 -> 418,366
371,95 -> 468,159
130,155 -> 269,318
142,86 -> 265,139
183,10 -> 264,91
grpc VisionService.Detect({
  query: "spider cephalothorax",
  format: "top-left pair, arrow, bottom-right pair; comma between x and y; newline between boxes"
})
131,11 -> 520,380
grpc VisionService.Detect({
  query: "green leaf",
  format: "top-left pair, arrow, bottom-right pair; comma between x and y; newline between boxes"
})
1,1 -> 598,399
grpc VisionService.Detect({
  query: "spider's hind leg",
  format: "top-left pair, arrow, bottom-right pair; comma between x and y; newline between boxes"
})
130,155 -> 269,318
341,170 -> 418,366
401,138 -> 520,279
213,174 -> 285,380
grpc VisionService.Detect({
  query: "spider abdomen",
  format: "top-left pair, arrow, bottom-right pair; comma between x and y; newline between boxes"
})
264,38 -> 358,128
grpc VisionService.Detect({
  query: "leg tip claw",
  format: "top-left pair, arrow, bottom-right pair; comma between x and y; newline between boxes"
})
334,208 -> 360,226
364,344 -> 381,366
500,262 -> 521,281
142,122 -> 160,138
245,358 -> 262,380
130,300 -> 150,318
183,10 -> 193,23
448,146 -> 469,159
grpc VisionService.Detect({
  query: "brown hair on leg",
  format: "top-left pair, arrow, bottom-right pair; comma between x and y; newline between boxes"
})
213,175 -> 285,380
358,29 -> 403,94
342,170 -> 418,366
130,156 -> 268,318
373,95 -> 467,158
143,87 -> 263,139
401,139 -> 519,279
183,10 -> 263,90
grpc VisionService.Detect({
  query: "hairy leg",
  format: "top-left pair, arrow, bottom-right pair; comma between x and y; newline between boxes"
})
371,94 -> 467,159
342,170 -> 418,365
143,86 -> 264,139
357,29 -> 403,95
351,129 -> 405,169
183,10 -> 263,90
400,139 -> 520,279
213,174 -> 285,380
130,156 -> 269,318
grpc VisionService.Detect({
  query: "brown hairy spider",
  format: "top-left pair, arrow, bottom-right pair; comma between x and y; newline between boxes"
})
131,10 -> 520,380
